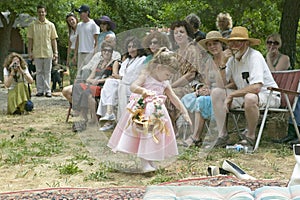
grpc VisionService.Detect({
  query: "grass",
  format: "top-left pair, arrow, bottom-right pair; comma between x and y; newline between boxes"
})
0,96 -> 296,191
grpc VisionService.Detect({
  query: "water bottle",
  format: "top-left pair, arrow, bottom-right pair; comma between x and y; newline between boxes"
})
226,144 -> 244,152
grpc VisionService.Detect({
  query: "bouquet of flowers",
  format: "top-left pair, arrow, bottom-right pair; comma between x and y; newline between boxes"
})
127,93 -> 169,143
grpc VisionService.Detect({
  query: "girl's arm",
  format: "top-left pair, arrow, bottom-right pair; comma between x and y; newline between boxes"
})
164,84 -> 192,125
130,72 -> 149,96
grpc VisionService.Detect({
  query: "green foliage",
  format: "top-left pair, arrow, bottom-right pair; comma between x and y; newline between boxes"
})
0,0 -> 299,73
57,161 -> 83,175
84,162 -> 114,181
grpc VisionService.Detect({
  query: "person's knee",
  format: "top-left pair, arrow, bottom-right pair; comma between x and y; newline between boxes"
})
244,93 -> 258,109
211,88 -> 225,101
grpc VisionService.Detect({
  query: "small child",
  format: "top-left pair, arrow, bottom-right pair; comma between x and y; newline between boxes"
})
107,47 -> 192,172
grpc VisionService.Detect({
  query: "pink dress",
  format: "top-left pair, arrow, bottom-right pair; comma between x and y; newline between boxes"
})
107,76 -> 178,161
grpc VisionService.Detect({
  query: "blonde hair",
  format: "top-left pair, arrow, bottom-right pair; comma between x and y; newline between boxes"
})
3,52 -> 27,72
266,33 -> 282,48
148,47 -> 178,72
216,12 -> 233,30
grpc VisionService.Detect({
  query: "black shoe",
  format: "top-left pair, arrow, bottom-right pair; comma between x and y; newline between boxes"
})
288,138 -> 300,145
36,92 -> 44,97
273,135 -> 297,144
45,92 -> 52,98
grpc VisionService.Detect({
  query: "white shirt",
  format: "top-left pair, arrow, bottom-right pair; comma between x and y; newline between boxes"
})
119,56 -> 147,85
76,19 -> 100,53
226,47 -> 278,94
69,29 -> 77,50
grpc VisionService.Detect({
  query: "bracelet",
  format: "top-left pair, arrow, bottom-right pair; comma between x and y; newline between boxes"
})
219,65 -> 227,70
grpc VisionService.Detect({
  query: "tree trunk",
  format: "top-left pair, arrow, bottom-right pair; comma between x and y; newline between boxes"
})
279,0 -> 300,69
0,11 -> 16,81
0,27 -> 12,80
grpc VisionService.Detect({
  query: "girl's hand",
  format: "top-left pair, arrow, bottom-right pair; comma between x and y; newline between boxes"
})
182,113 -> 192,125
142,89 -> 155,98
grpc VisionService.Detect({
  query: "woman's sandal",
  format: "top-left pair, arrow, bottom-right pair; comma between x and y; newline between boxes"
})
238,134 -> 255,147
183,136 -> 201,147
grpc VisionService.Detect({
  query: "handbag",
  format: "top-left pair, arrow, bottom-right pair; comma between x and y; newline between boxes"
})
25,83 -> 34,112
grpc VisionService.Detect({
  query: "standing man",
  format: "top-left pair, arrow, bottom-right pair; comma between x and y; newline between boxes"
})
27,4 -> 58,97
211,26 -> 281,148
74,5 -> 100,74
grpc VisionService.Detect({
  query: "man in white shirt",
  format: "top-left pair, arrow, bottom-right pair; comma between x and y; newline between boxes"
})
74,5 -> 100,75
211,26 -> 280,148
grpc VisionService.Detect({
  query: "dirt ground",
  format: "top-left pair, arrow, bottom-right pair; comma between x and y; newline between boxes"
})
0,87 -> 296,193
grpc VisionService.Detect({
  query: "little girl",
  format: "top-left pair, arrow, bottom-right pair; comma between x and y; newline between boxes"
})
107,47 -> 192,172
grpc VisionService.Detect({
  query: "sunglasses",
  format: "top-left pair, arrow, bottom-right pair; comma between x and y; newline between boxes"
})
150,40 -> 158,45
102,48 -> 113,53
66,12 -> 75,18
267,41 -> 279,45
100,22 -> 108,25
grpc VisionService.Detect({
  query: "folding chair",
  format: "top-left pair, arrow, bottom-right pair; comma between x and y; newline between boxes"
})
230,70 -> 300,151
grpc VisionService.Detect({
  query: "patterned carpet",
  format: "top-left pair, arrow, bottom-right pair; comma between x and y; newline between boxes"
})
0,176 -> 288,199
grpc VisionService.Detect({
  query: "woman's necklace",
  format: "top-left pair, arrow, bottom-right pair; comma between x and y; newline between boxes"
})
126,57 -> 137,69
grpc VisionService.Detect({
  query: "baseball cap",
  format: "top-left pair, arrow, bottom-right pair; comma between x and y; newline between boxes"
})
75,5 -> 90,13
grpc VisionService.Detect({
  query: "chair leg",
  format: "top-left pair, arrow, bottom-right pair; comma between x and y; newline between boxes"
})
66,105 -> 72,123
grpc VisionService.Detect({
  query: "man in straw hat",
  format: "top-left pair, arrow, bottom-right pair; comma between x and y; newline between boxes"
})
211,26 -> 280,148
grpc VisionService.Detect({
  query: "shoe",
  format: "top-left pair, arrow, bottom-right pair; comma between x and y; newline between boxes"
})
222,160 -> 256,180
36,92 -> 44,97
141,158 -> 156,173
207,166 -> 230,176
99,122 -> 115,131
288,144 -> 300,186
45,92 -> 52,98
214,135 -> 229,148
273,135 -> 297,144
183,136 -> 201,147
99,113 -> 116,121
237,134 -> 255,147
288,138 -> 300,145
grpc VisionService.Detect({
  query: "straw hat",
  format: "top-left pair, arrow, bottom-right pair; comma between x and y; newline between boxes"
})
199,31 -> 227,49
227,26 -> 260,46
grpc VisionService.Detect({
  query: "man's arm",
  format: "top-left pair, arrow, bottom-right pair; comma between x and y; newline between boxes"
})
28,38 -> 33,60
51,39 -> 58,63
228,83 -> 262,98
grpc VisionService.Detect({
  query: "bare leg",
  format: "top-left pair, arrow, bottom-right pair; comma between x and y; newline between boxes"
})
88,95 -> 97,123
211,88 -> 228,137
244,93 -> 259,140
184,112 -> 205,146
62,85 -> 72,103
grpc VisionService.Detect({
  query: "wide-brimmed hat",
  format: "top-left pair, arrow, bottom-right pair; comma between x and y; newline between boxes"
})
226,26 -> 260,46
75,5 -> 90,13
94,16 -> 116,30
199,31 -> 227,49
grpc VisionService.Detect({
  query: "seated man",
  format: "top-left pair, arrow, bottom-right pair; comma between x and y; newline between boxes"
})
211,26 -> 281,148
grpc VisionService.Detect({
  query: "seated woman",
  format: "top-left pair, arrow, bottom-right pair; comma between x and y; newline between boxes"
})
181,31 -> 227,147
97,36 -> 147,131
62,41 -> 120,124
3,52 -> 34,114
265,33 -> 290,71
